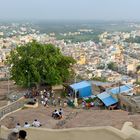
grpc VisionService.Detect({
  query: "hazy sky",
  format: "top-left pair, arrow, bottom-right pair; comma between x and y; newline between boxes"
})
0,0 -> 139,21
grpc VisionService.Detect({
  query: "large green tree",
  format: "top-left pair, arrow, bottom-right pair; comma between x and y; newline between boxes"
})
7,41 -> 76,87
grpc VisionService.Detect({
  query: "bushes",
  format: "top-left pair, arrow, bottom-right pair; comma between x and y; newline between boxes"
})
84,97 -> 96,103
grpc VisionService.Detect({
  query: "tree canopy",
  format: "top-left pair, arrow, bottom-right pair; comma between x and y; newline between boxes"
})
7,41 -> 76,87
107,62 -> 118,71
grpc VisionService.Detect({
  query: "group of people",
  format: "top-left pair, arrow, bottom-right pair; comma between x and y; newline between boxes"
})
24,87 -> 67,108
40,89 -> 55,107
15,119 -> 42,129
40,89 -> 65,107
52,108 -> 63,119
82,100 -> 94,109
8,129 -> 27,140
24,88 -> 40,99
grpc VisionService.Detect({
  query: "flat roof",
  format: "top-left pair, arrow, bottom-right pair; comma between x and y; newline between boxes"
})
70,81 -> 91,90
109,85 -> 133,95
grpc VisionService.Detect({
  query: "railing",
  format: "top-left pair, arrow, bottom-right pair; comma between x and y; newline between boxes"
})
0,97 -> 30,120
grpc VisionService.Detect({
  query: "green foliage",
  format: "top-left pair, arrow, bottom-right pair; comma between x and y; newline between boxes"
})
84,98 -> 96,103
57,34 -> 99,43
125,36 -> 140,43
136,81 -> 140,85
107,62 -> 118,71
7,41 -> 76,87
91,76 -> 108,82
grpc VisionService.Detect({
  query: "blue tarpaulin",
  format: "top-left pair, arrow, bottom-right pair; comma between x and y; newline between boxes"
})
109,85 -> 133,95
97,92 -> 118,107
70,81 -> 92,98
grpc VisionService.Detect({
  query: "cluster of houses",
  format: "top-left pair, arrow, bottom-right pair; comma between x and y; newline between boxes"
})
1,23 -> 140,99
1,26 -> 140,79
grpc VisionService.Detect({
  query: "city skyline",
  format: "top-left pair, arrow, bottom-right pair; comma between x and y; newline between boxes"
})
0,0 -> 139,21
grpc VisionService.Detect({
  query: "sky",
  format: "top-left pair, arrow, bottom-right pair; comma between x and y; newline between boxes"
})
0,0 -> 139,21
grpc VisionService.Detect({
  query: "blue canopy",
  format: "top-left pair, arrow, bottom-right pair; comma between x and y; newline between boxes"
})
70,81 -> 92,98
97,92 -> 118,107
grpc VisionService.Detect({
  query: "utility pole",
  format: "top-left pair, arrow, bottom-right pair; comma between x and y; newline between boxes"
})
6,67 -> 10,96
74,72 -> 78,107
119,81 -> 121,93
8,74 -> 9,95
75,73 -> 77,83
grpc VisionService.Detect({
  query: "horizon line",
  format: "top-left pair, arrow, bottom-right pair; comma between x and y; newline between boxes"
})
0,18 -> 140,23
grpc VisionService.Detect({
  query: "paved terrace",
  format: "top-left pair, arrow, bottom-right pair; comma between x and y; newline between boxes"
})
1,122 -> 140,140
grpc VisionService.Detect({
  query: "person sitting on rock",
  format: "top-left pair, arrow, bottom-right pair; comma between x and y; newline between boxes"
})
32,119 -> 42,127
16,123 -> 21,129
59,108 -> 63,115
52,110 -> 57,118
24,122 -> 30,128
58,112 -> 62,119
52,109 -> 59,119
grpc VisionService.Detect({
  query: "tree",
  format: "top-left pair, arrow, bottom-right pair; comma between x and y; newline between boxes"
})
107,62 -> 118,71
125,36 -> 140,43
7,41 -> 76,88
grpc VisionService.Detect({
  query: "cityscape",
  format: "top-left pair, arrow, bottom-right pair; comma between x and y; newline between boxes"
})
1,21 -> 140,83
0,0 -> 140,140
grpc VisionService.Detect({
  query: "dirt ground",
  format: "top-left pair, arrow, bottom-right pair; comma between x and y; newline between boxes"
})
62,109 -> 140,129
0,105 -> 77,129
1,105 -> 140,130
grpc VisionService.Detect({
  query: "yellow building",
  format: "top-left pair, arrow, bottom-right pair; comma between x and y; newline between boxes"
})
111,45 -> 124,64
77,55 -> 86,65
127,59 -> 138,74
